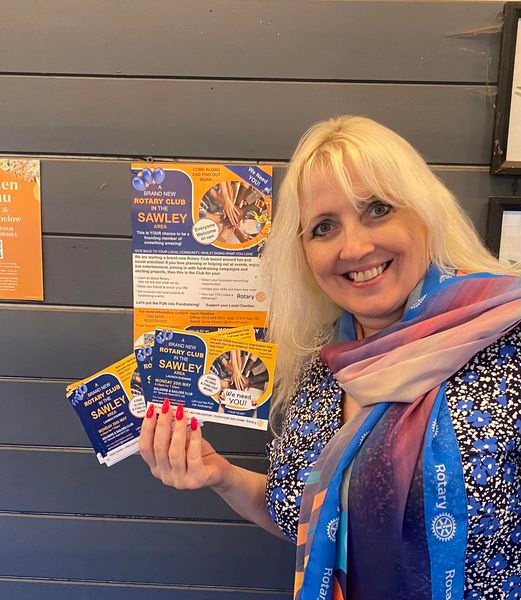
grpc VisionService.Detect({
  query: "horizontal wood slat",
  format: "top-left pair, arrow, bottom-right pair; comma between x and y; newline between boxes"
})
0,1 -> 501,83
0,515 -> 295,589
0,579 -> 291,600
0,308 -> 132,379
0,450 -> 267,521
0,78 -> 495,164
42,237 -> 132,306
0,379 -> 272,451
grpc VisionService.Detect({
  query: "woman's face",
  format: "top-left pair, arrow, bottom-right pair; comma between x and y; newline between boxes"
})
300,166 -> 429,336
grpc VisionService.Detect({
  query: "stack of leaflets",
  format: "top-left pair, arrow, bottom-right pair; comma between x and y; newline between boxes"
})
66,326 -> 277,466
65,355 -> 146,467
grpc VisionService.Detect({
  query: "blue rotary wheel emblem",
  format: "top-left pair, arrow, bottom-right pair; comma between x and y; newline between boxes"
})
432,513 -> 456,542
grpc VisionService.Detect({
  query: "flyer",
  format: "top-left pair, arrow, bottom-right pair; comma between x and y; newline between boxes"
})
149,328 -> 277,430
134,325 -> 256,405
66,354 -> 146,466
0,159 -> 43,300
131,163 -> 271,341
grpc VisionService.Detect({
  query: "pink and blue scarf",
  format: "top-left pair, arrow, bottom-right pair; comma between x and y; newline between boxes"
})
294,267 -> 521,600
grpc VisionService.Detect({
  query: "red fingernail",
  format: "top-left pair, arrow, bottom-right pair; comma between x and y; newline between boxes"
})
146,404 -> 155,419
176,403 -> 184,420
161,398 -> 170,414
190,417 -> 197,431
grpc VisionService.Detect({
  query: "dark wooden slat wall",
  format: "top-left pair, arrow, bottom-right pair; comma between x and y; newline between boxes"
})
0,451 -> 268,520
0,2 -> 519,598
0,1 -> 502,82
0,79 -> 499,164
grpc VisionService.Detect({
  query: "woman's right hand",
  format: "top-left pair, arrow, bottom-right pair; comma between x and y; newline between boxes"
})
139,399 -> 232,491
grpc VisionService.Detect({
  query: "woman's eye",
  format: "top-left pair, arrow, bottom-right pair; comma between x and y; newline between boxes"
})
311,221 -> 332,237
368,201 -> 391,218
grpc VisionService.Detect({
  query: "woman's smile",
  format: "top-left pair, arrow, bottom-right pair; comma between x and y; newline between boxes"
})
342,259 -> 392,284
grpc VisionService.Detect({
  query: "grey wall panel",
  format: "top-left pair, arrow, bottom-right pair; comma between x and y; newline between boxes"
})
0,380 -> 91,448
438,168 -> 520,240
0,379 -> 272,451
40,160 -> 520,238
0,579 -> 291,600
42,160 -> 132,236
0,515 -> 295,589
0,1 -> 501,83
0,379 -> 272,452
42,236 -> 132,307
0,77 -> 495,164
0,308 -> 132,379
0,450 -> 267,521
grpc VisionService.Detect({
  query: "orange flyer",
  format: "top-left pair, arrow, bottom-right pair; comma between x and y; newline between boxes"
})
0,159 -> 43,300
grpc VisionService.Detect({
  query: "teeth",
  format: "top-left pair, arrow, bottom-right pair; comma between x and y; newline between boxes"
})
348,262 -> 386,282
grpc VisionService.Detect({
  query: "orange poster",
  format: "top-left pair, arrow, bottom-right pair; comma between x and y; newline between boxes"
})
0,159 -> 43,300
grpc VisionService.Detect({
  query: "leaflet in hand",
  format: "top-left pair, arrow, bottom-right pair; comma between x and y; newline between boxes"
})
148,328 -> 276,430
65,326 -> 276,466
65,354 -> 146,467
134,325 -> 256,405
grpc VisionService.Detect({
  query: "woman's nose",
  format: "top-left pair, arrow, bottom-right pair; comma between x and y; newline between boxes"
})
338,226 -> 375,262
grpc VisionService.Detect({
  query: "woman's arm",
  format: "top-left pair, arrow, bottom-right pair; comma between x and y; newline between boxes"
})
211,464 -> 286,538
139,399 -> 285,539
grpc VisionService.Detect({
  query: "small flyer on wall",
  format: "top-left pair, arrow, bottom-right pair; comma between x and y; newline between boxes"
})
130,163 -> 272,342
0,159 -> 43,300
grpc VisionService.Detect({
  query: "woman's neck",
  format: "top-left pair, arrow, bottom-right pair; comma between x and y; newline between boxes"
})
354,317 -> 399,340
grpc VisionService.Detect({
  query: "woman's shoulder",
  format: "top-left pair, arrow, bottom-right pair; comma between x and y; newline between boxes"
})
295,351 -> 338,391
449,322 -> 521,388
445,320 -> 521,459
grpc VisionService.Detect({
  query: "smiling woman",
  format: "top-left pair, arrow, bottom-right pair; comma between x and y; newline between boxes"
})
138,115 -> 521,600
260,116 -> 521,599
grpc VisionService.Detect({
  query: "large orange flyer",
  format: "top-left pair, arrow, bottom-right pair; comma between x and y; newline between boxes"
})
0,159 -> 43,300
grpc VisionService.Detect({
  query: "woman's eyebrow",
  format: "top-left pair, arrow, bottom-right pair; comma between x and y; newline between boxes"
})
306,210 -> 337,223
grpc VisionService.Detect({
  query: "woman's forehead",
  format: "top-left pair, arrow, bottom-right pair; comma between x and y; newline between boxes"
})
305,163 -> 375,203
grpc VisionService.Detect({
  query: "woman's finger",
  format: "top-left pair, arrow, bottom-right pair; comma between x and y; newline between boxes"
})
154,398 -> 174,474
186,417 -> 204,480
169,403 -> 187,479
139,403 -> 158,469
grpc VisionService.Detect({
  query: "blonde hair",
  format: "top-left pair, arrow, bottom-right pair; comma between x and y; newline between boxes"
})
262,115 -> 520,430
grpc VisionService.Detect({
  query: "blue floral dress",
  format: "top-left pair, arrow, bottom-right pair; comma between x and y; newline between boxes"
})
266,326 -> 521,599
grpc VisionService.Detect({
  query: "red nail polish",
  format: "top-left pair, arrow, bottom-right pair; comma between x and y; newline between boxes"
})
176,403 -> 184,420
162,398 -> 170,414
190,417 -> 197,431
146,404 -> 155,419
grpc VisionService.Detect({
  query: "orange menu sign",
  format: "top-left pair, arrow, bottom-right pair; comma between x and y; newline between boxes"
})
0,159 -> 43,300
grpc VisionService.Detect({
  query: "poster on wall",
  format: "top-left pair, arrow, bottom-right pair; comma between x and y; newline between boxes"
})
130,162 -> 272,343
0,159 -> 43,300
491,3 -> 521,174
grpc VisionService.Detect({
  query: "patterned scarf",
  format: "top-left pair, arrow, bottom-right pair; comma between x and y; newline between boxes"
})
294,268 -> 521,600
